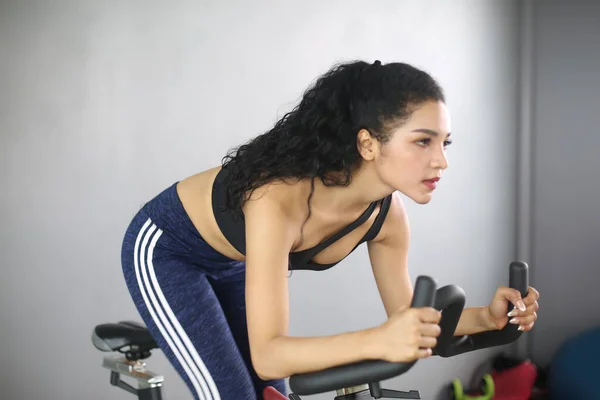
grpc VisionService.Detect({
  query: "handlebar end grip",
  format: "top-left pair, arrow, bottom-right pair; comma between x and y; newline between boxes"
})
410,276 -> 437,308
509,261 -> 529,297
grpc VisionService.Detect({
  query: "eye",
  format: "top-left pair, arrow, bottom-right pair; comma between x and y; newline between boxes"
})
416,137 -> 453,148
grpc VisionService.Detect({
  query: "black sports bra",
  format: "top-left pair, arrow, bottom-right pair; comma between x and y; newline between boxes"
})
211,167 -> 392,271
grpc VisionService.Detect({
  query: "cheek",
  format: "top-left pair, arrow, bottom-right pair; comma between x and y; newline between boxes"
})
378,147 -> 418,180
382,145 -> 418,170
387,147 -> 435,190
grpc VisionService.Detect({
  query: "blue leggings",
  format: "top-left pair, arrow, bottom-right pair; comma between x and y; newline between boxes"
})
120,183 -> 286,399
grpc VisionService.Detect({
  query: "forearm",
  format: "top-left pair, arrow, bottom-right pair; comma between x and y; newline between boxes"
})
454,306 -> 497,336
254,328 -> 381,380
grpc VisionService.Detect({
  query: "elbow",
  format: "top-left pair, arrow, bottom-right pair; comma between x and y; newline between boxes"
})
251,341 -> 289,381
255,367 -> 282,381
252,355 -> 288,381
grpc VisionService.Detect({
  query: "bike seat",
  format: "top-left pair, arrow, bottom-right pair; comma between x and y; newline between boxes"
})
92,321 -> 158,353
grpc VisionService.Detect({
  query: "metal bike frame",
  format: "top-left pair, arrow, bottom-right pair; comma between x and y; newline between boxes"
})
102,354 -> 164,400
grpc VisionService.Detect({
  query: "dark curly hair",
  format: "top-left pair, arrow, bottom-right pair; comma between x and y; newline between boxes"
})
220,59 -> 445,220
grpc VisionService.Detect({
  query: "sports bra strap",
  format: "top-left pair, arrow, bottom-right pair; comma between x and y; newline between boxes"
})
290,199 -> 379,264
362,194 -> 392,242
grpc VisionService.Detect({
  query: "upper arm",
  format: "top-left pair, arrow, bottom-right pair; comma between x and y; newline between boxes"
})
243,189 -> 299,369
367,192 -> 413,318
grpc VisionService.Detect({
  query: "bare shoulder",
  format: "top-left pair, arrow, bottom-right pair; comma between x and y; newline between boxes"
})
371,191 -> 410,244
244,178 -> 311,227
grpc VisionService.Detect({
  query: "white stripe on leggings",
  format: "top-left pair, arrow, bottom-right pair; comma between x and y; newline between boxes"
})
133,218 -> 221,400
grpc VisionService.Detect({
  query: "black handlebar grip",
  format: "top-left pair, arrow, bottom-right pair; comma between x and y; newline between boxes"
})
509,260 -> 529,300
435,261 -> 530,358
288,275 -> 437,396
410,275 -> 437,308
432,285 -> 466,353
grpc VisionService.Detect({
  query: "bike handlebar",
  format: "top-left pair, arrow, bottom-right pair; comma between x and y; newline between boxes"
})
287,276 -> 437,395
288,261 -> 529,396
434,261 -> 529,357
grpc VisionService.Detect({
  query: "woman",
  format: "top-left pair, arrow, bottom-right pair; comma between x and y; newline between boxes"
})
121,60 -> 540,399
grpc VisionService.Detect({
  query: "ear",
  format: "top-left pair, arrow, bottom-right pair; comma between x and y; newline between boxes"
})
356,129 -> 378,161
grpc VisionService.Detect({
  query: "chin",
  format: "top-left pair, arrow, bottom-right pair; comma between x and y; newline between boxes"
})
407,193 -> 434,205
414,198 -> 433,205
395,184 -> 435,205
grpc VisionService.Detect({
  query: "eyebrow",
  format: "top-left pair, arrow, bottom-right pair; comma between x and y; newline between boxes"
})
411,128 -> 451,137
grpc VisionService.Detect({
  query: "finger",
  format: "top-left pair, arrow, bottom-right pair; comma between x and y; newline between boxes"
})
419,322 -> 442,338
509,312 -> 538,327
418,308 -> 442,323
418,335 -> 438,349
527,300 -> 540,313
416,348 -> 433,359
510,300 -> 539,317
519,321 -> 535,332
522,287 -> 540,306
496,287 -> 526,315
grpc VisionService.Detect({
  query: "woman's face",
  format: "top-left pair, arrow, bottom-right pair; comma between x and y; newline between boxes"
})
373,100 -> 452,204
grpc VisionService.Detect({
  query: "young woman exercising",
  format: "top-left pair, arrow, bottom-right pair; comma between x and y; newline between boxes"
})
120,60 -> 540,400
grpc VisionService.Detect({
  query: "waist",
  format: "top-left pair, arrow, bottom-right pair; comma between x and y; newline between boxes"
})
141,182 -> 240,266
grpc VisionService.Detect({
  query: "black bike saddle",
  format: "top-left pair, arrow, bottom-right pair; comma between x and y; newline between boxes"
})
92,321 -> 158,353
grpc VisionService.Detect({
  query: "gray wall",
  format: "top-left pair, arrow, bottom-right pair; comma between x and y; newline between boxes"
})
0,1 -> 521,399
529,0 -> 600,366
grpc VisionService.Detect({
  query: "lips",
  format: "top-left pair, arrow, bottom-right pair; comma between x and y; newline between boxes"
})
422,177 -> 440,190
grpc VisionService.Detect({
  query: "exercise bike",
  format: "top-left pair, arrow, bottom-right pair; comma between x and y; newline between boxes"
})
91,261 -> 528,400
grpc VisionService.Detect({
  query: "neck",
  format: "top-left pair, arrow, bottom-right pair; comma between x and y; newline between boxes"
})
310,165 -> 392,214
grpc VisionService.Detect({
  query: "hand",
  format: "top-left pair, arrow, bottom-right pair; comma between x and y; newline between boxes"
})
375,306 -> 442,363
485,286 -> 540,332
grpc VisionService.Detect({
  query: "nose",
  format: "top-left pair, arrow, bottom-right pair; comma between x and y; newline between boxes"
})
430,146 -> 449,170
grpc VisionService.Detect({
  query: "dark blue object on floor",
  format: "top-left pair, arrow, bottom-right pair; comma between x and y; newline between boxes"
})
548,325 -> 600,399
